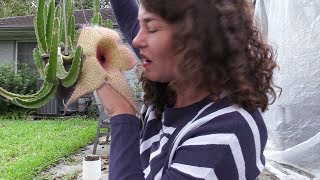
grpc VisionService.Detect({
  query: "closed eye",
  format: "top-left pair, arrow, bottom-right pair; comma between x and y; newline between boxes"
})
148,29 -> 158,33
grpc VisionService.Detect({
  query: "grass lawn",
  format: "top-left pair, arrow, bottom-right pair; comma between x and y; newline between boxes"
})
0,116 -> 98,180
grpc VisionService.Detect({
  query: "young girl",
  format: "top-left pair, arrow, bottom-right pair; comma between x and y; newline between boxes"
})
97,0 -> 279,179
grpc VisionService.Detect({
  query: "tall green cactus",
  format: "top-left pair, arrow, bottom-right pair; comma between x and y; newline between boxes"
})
0,0 -> 83,109
91,0 -> 103,26
0,0 -> 115,109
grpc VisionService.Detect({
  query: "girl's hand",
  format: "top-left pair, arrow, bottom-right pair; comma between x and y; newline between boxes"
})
96,82 -> 136,117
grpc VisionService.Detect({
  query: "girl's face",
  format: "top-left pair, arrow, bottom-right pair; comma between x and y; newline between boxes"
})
133,5 -> 181,83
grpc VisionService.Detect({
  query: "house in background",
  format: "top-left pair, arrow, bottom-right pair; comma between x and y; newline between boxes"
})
0,8 -> 117,72
0,8 -> 118,116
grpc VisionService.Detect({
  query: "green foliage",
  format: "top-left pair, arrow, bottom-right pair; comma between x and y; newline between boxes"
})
90,0 -> 103,26
74,0 -> 110,10
127,71 -> 144,100
0,0 -> 37,18
0,0 -> 110,18
0,117 -> 97,179
86,99 -> 99,118
133,79 -> 144,100
0,62 -> 38,115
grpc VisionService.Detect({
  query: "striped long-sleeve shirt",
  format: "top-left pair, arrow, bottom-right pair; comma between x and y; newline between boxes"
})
109,97 -> 267,180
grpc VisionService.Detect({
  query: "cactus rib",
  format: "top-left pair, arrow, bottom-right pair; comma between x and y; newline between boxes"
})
59,4 -> 66,49
12,85 -> 57,109
46,18 -> 60,83
36,0 -> 47,52
61,46 -> 83,87
105,19 -> 113,29
33,48 -> 46,78
93,0 -> 100,15
56,53 -> 68,79
46,0 -> 55,49
68,2 -> 75,44
0,81 -> 53,101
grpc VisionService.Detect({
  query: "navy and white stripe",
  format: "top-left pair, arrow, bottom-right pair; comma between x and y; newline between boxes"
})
170,163 -> 218,180
109,97 -> 267,180
131,98 -> 266,179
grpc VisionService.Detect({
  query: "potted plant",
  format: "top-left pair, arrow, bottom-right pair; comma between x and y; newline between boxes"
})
0,0 -> 113,109
0,0 -> 138,113
0,0 -> 82,108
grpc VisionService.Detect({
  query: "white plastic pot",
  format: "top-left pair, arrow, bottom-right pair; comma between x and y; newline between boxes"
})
83,155 -> 101,180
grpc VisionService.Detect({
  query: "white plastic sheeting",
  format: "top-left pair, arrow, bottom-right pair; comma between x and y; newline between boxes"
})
254,0 -> 320,178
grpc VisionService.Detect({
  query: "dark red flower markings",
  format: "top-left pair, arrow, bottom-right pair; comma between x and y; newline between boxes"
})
96,43 -> 109,70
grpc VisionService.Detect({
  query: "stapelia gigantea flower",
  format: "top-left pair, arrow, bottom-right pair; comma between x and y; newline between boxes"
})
65,26 -> 138,112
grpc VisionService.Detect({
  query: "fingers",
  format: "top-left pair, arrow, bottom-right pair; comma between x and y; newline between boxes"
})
96,82 -> 136,117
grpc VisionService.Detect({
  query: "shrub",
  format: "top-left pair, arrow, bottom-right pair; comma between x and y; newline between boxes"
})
0,61 -> 38,115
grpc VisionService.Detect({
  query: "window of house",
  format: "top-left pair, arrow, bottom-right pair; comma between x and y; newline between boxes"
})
17,41 -> 38,75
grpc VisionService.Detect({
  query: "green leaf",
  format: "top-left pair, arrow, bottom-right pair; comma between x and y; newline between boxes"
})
33,48 -> 46,79
46,18 -> 60,84
61,46 -> 83,87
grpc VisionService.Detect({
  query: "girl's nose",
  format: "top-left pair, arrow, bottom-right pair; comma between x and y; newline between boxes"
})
132,30 -> 147,49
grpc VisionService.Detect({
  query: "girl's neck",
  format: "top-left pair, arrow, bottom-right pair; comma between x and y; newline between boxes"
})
174,88 -> 210,108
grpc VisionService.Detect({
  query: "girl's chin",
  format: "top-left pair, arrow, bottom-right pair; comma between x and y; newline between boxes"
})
145,76 -> 159,82
147,76 -> 170,83
144,72 -> 173,83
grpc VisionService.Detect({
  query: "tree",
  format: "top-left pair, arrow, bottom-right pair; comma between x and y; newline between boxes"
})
74,0 -> 110,9
0,0 -> 37,18
0,0 -> 110,18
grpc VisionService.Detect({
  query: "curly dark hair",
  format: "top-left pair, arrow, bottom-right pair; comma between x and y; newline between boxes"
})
139,0 -> 280,119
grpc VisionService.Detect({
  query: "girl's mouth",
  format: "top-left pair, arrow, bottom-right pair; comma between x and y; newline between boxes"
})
142,59 -> 152,67
141,55 -> 152,67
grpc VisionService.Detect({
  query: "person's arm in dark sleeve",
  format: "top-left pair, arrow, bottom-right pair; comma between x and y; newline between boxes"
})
109,114 -> 145,180
110,0 -> 140,56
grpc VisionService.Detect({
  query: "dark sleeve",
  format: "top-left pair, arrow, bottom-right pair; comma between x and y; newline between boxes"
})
110,0 -> 140,56
109,114 -> 145,180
